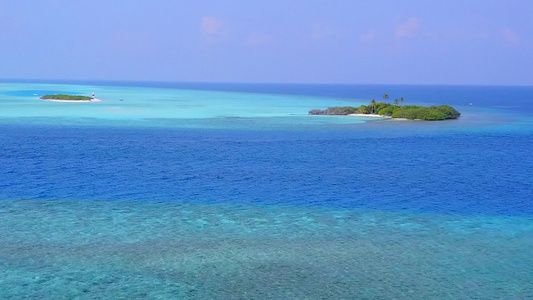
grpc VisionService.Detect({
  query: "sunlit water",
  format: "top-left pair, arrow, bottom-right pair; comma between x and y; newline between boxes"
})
1,81 -> 532,298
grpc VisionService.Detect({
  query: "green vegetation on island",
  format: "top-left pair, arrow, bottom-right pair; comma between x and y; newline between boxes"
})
309,94 -> 460,121
41,94 -> 93,100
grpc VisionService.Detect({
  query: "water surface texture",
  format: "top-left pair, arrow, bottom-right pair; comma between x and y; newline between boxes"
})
1,81 -> 532,298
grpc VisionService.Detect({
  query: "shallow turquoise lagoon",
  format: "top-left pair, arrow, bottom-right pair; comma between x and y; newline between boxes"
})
0,81 -> 532,298
1,199 -> 532,299
0,82 -> 363,123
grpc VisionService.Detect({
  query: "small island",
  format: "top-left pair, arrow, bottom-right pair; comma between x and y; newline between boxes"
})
309,95 -> 460,121
40,94 -> 101,102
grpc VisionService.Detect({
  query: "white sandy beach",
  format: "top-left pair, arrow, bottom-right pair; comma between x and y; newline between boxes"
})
348,113 -> 391,118
348,114 -> 412,121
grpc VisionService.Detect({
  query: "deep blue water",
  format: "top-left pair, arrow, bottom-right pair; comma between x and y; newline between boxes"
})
1,124 -> 531,216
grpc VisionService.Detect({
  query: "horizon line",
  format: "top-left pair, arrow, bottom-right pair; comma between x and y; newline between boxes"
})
1,78 -> 532,88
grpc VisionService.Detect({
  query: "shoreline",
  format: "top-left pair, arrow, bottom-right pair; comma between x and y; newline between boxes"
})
40,98 -> 102,103
348,113 -> 412,121
348,113 -> 391,118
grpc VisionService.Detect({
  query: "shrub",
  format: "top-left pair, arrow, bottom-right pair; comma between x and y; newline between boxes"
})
308,106 -> 358,115
430,105 -> 461,119
377,106 -> 398,116
358,105 -> 369,114
41,94 -> 92,100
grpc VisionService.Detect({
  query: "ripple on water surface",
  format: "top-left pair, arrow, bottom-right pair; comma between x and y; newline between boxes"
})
0,199 -> 531,299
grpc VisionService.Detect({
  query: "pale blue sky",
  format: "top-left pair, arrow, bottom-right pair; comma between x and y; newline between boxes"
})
1,0 -> 531,85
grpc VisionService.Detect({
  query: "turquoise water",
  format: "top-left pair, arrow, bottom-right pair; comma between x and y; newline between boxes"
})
1,199 -> 531,299
0,82 -> 362,123
1,81 -> 532,298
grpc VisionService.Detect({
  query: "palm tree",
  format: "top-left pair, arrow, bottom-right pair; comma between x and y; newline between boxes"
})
382,93 -> 389,102
394,99 -> 399,106
400,97 -> 404,106
370,99 -> 376,114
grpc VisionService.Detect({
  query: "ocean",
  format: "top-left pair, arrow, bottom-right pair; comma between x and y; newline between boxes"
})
0,81 -> 532,298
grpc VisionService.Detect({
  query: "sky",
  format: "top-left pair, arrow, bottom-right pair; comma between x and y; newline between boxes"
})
1,0 -> 532,85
